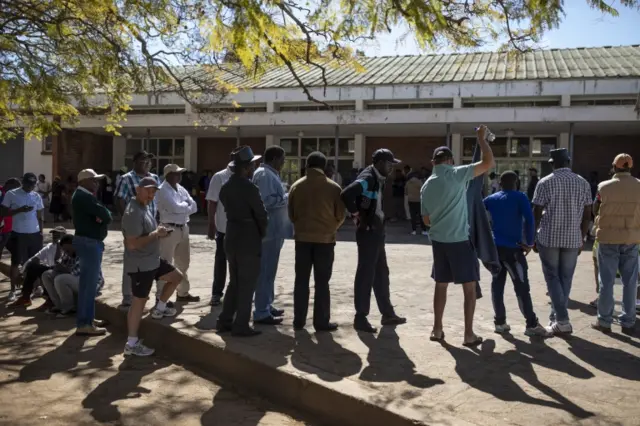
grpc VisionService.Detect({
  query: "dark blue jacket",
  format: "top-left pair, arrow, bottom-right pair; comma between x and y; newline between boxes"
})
341,165 -> 385,231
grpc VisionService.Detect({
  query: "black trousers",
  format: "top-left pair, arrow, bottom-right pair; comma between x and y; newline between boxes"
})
293,241 -> 334,328
408,201 -> 426,232
218,251 -> 260,331
21,263 -> 52,299
211,232 -> 227,297
354,229 -> 395,319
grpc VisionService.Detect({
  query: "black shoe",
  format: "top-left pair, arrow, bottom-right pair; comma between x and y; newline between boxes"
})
177,293 -> 201,302
232,327 -> 262,337
270,307 -> 285,317
622,326 -> 637,336
216,319 -> 233,333
354,317 -> 377,333
314,322 -> 339,332
254,316 -> 283,325
209,295 -> 222,306
381,314 -> 407,326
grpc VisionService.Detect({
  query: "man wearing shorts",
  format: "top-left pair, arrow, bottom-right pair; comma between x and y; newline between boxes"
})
420,126 -> 494,346
0,173 -> 44,302
122,177 -> 184,356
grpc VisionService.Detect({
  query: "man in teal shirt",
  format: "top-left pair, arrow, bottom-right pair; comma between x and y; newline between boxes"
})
421,126 -> 495,346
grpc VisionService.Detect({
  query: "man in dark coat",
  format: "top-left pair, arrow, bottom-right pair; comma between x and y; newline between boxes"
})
216,146 -> 268,337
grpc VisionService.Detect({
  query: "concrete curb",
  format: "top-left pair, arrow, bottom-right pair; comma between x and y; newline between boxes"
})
96,301 -> 424,426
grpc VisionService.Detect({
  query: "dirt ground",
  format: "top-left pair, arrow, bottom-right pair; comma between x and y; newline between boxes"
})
0,304 -> 307,426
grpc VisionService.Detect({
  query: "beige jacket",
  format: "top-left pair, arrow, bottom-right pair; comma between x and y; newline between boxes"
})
405,176 -> 423,202
595,173 -> 640,244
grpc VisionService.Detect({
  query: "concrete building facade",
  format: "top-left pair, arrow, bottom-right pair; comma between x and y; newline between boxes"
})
4,45 -> 640,189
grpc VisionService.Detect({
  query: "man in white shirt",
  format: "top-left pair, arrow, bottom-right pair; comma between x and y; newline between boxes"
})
156,164 -> 199,302
206,161 -> 233,306
8,226 -> 67,308
0,173 -> 44,302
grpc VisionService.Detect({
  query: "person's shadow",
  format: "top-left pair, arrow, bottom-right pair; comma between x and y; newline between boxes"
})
358,326 -> 444,389
441,338 -> 594,419
290,329 -> 362,382
19,332 -> 121,383
82,356 -> 171,423
562,333 -> 640,381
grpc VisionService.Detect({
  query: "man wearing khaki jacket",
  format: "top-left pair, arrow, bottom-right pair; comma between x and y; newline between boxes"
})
288,151 -> 345,332
593,153 -> 640,335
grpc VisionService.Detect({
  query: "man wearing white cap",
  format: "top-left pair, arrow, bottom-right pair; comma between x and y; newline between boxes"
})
71,169 -> 112,336
156,163 -> 199,302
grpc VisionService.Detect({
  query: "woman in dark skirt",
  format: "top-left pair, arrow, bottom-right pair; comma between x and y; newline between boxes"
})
49,176 -> 67,222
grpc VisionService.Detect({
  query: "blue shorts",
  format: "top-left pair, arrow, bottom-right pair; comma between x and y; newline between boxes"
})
431,240 -> 480,284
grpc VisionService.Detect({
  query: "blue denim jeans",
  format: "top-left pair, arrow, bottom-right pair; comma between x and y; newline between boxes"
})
538,245 -> 580,324
73,236 -> 104,328
253,238 -> 284,320
597,243 -> 638,328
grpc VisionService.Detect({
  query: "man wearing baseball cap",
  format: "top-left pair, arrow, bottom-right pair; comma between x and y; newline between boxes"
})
592,153 -> 640,335
156,163 -> 199,303
71,169 -> 112,336
340,148 -> 406,333
421,126 -> 495,346
114,150 -> 160,309
122,176 -> 184,355
0,172 -> 45,302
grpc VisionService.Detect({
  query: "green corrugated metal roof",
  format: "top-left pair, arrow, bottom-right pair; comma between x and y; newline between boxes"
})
218,45 -> 640,89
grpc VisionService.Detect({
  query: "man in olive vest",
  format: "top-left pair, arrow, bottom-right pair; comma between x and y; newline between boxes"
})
593,153 -> 640,336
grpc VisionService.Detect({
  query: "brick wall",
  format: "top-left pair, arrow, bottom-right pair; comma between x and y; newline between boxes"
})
197,137 -> 266,173
366,136 -> 446,217
55,130 -> 112,180
573,135 -> 640,180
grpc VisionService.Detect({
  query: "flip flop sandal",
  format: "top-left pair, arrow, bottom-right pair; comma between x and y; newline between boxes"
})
429,331 -> 445,341
463,337 -> 483,347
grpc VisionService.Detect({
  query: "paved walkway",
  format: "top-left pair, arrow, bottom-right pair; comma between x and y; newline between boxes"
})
87,226 -> 640,426
0,304 -> 306,426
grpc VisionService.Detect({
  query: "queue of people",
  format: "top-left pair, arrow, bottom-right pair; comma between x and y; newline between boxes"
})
2,124 -> 638,358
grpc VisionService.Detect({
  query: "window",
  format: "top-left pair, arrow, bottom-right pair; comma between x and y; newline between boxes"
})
462,99 -> 561,108
366,102 -> 454,110
42,135 -> 53,153
570,97 -> 637,107
463,137 -> 508,157
278,137 -> 355,185
278,104 -> 355,112
124,138 -> 185,175
127,107 -> 186,115
531,137 -> 557,156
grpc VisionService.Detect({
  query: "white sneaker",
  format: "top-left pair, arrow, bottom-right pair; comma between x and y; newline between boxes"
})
7,291 -> 17,302
525,324 -> 553,337
494,323 -> 511,333
546,322 -> 573,335
124,340 -> 155,357
151,306 -> 178,320
410,231 -> 417,235
422,231 -> 429,236
32,286 -> 44,299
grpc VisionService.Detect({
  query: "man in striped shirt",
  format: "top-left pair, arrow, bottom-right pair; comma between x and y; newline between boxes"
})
115,151 -> 160,308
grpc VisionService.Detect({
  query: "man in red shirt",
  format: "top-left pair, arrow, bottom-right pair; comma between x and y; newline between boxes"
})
0,178 -> 21,277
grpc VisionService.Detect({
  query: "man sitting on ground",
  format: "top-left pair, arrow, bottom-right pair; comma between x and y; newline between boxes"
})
41,234 -> 80,317
122,177 -> 184,356
8,226 -> 67,309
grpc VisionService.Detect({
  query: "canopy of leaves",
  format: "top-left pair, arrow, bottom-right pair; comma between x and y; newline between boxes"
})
1,0 -> 638,142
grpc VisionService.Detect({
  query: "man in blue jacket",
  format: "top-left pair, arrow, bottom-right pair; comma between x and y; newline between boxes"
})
484,171 -> 551,337
341,149 -> 407,333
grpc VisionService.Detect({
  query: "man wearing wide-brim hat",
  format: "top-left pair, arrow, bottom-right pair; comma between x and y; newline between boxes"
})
215,146 -> 268,337
156,163 -> 199,303
71,168 -> 113,336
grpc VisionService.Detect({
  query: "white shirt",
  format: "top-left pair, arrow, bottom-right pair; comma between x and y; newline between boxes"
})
23,242 -> 59,271
206,167 -> 232,233
0,188 -> 43,233
156,181 -> 198,225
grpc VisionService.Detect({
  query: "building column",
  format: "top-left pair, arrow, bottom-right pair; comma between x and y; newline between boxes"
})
559,132 -> 570,150
265,134 -> 276,147
355,99 -> 365,111
354,133 -> 365,169
112,136 -> 126,171
561,94 -> 571,107
267,102 -> 276,113
184,135 -> 197,171
451,133 -> 462,165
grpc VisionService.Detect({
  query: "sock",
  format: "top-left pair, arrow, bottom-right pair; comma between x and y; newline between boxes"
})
127,336 -> 139,347
156,300 -> 167,311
